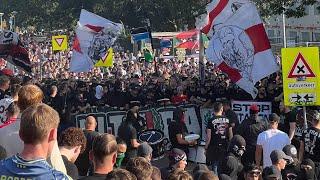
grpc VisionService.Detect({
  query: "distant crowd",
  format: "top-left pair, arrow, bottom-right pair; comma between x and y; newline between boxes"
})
0,31 -> 319,180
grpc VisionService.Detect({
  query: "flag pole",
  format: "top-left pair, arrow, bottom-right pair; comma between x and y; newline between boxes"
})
198,30 -> 205,85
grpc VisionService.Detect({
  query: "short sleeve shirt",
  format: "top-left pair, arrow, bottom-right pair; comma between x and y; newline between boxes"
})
257,129 -> 290,168
206,115 -> 230,148
0,155 -> 69,180
302,127 -> 320,163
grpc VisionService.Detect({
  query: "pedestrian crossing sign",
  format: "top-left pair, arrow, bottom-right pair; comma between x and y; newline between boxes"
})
281,47 -> 320,106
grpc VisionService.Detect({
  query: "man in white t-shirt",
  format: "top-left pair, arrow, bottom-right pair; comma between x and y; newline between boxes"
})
255,113 -> 290,168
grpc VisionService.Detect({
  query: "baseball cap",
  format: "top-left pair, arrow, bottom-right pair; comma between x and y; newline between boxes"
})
270,150 -> 293,164
283,145 -> 298,159
137,142 -> 153,157
230,135 -> 246,148
263,166 -> 281,179
249,104 -> 259,113
268,113 -> 280,123
168,148 -> 187,165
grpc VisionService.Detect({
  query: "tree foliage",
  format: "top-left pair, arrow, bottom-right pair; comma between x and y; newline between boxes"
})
0,0 -> 318,31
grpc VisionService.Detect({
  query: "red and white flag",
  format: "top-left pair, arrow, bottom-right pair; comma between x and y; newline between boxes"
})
202,0 -> 279,98
70,9 -> 122,72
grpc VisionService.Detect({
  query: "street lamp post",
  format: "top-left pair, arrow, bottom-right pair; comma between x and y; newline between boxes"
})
282,4 -> 287,48
0,13 -> 3,30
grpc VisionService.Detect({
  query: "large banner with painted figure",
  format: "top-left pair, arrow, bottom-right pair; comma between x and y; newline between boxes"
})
74,104 -> 202,139
231,100 -> 272,123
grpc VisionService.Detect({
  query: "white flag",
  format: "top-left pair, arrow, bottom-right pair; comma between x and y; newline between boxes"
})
70,9 -> 122,72
202,1 -> 279,98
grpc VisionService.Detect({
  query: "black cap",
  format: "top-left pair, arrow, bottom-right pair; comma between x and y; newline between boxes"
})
270,150 -> 293,164
168,148 -> 187,165
229,135 -> 246,148
283,145 -> 298,159
137,142 -> 153,157
262,166 -> 281,179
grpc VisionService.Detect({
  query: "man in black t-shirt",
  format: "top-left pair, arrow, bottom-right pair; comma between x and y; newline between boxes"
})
223,100 -> 239,134
205,102 -> 233,175
299,110 -> 320,179
80,134 -> 118,180
279,101 -> 297,141
118,111 -> 141,164
168,107 -> 196,154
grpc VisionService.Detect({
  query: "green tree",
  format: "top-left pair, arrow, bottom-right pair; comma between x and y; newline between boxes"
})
0,0 -> 318,31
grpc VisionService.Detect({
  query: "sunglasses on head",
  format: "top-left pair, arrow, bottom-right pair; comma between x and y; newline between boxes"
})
248,170 -> 261,177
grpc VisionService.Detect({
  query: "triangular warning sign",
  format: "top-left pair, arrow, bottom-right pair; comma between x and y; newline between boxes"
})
55,38 -> 64,47
288,53 -> 315,78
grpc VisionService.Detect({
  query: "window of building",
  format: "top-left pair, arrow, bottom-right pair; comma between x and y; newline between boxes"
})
289,31 -> 298,40
301,32 -> 310,42
315,32 -> 320,41
268,29 -> 275,37
304,6 -> 309,15
314,3 -> 320,15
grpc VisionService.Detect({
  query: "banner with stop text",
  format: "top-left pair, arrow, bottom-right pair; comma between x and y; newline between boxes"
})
231,100 -> 272,123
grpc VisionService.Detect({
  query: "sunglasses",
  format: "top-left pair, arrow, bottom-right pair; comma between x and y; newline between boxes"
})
248,171 -> 261,177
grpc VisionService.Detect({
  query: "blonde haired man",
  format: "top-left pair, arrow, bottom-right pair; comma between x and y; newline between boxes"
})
0,104 -> 69,179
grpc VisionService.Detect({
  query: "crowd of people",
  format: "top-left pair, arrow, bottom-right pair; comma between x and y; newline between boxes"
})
0,32 -> 319,180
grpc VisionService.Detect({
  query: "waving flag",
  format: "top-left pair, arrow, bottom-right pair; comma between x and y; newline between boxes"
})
70,9 -> 122,72
202,0 -> 279,98
95,47 -> 113,67
0,30 -> 31,73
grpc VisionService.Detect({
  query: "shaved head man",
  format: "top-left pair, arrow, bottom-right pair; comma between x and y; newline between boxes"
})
75,115 -> 100,176
85,116 -> 97,131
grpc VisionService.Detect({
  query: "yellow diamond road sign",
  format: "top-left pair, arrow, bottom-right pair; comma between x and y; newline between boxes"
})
281,47 -> 320,106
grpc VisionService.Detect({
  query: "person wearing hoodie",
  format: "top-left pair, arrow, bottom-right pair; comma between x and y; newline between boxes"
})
281,145 -> 301,180
218,135 -> 246,180
89,85 -> 105,107
297,158 -> 316,180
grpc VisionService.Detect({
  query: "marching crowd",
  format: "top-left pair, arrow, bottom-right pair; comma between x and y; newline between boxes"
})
0,32 -> 319,180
